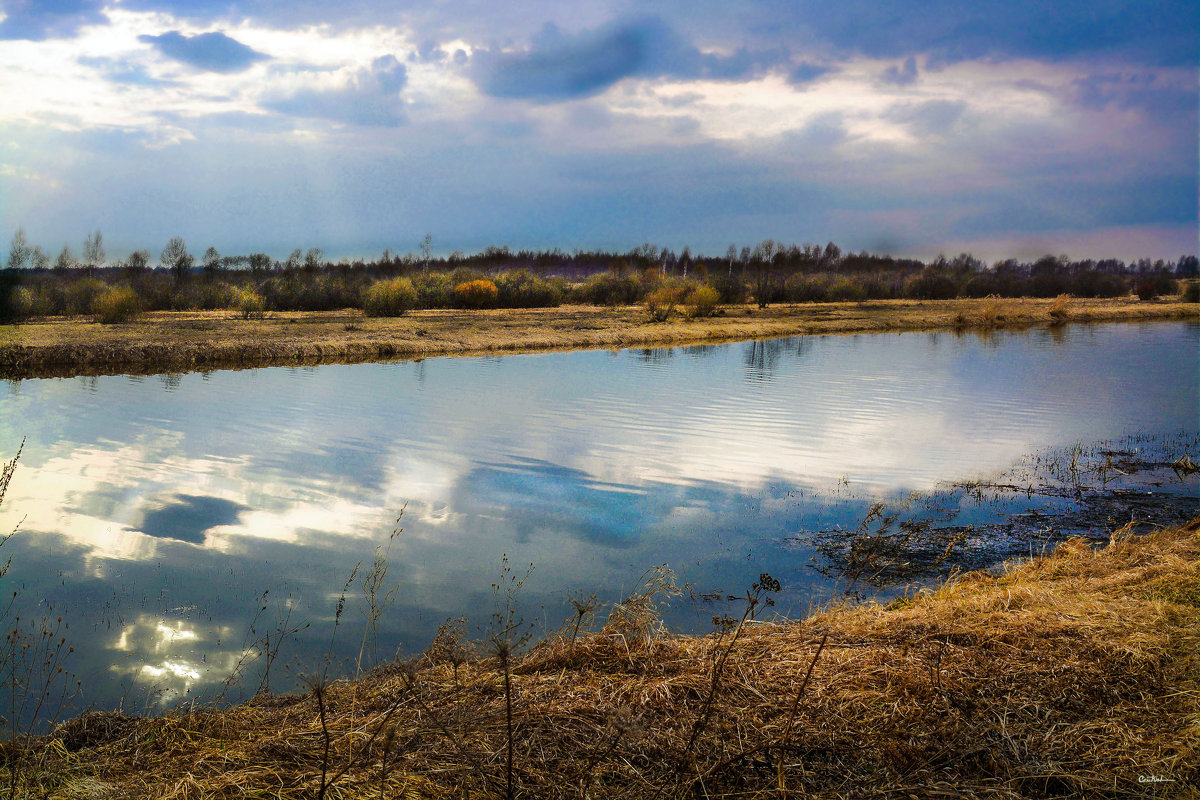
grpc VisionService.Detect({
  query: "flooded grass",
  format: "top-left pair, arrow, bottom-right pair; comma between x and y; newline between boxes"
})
9,515 -> 1197,798
1,296 -> 1195,379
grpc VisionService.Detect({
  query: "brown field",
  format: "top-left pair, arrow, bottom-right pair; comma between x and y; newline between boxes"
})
10,516 -> 1197,799
0,296 -> 1196,379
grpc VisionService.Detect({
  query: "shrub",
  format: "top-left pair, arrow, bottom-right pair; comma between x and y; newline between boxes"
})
413,273 -> 453,308
828,277 -> 868,302
1134,280 -> 1156,301
684,286 -> 720,318
495,270 -> 563,308
64,277 -> 107,316
783,275 -> 830,303
575,272 -> 643,306
904,269 -> 959,300
236,288 -> 267,319
7,286 -> 39,322
454,279 -> 499,309
92,285 -> 141,323
1134,272 -> 1175,301
1183,280 -> 1199,303
364,277 -> 418,316
644,286 -> 685,322
709,272 -> 747,305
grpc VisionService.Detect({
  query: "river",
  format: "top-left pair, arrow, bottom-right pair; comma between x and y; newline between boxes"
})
0,321 -> 1196,720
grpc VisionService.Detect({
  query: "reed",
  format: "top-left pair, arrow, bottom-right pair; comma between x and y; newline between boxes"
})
18,515 -> 1196,798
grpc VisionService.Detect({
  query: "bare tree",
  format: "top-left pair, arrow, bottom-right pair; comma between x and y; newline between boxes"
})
7,227 -> 30,270
83,230 -> 105,268
53,245 -> 75,272
202,246 -> 222,276
160,237 -> 193,280
420,233 -> 433,272
29,246 -> 48,270
303,247 -> 324,271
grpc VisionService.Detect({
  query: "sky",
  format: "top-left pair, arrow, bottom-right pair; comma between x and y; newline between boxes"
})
0,0 -> 1196,262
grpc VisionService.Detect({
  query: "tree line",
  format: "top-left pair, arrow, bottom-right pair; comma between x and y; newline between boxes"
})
1,228 -> 1196,323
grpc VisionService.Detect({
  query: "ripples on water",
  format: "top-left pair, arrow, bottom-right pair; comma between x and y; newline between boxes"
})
0,322 -> 1196,718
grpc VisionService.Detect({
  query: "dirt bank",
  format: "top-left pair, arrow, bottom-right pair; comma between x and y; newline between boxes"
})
1,296 -> 1195,379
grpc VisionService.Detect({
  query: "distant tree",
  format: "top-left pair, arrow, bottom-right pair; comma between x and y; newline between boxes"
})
248,252 -> 272,274
30,246 -> 49,270
303,247 -> 324,271
7,227 -> 30,269
161,237 -> 193,280
202,246 -> 222,276
53,244 -> 76,272
726,244 -> 737,277
84,229 -> 105,268
123,250 -> 150,279
285,248 -> 303,270
1177,255 -> 1198,278
750,239 -> 782,308
819,241 -> 842,270
420,233 -> 433,271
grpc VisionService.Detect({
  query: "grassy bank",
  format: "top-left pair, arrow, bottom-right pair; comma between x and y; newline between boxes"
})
10,516 -> 1198,799
2,296 -> 1196,379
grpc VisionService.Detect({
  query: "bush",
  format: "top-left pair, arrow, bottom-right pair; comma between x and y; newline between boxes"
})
413,273 -> 453,308
644,286 -> 685,322
364,277 -> 418,316
1134,272 -> 1176,301
904,269 -> 959,300
828,277 -> 868,302
495,270 -> 563,308
709,272 -> 747,305
575,272 -> 643,306
65,277 -> 107,316
684,286 -> 720,318
1183,280 -> 1199,303
6,286 -> 37,322
236,288 -> 266,319
92,286 -> 141,323
783,275 -> 829,303
454,279 -> 499,309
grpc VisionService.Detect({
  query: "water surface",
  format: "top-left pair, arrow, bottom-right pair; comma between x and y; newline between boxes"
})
0,322 -> 1196,716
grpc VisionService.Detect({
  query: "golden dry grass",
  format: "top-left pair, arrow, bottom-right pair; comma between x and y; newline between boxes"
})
1,296 -> 1195,379
15,516 -> 1199,799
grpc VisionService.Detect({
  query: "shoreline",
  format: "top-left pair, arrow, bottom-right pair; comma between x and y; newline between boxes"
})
0,296 -> 1195,379
19,516 -> 1199,798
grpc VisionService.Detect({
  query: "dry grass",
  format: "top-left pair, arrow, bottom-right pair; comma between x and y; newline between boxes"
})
15,516 -> 1198,799
0,296 -> 1195,379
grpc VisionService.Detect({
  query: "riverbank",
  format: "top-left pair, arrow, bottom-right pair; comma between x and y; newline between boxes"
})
13,516 -> 1197,798
1,296 -> 1195,378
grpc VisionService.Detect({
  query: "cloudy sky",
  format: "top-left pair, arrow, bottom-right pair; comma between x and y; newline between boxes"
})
0,0 -> 1196,261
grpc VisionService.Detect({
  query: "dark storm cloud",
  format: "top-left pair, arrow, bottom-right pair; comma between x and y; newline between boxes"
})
0,0 -> 107,40
787,61 -> 833,86
879,56 -> 917,86
139,30 -> 270,73
472,16 -> 789,101
791,0 -> 1198,66
263,55 -> 408,126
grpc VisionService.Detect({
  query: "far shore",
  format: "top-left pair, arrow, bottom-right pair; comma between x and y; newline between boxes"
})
0,296 -> 1195,379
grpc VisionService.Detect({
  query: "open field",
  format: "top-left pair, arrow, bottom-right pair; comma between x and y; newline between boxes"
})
8,516 -> 1197,798
1,296 -> 1196,378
